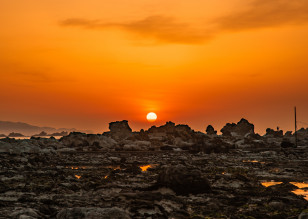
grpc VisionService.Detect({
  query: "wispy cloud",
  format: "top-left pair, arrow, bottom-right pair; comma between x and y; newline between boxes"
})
60,16 -> 213,44
60,0 -> 308,45
217,0 -> 308,31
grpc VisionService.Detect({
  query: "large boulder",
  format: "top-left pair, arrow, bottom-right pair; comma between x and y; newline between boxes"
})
221,118 -> 254,137
156,164 -> 211,195
206,125 -> 217,135
105,120 -> 132,140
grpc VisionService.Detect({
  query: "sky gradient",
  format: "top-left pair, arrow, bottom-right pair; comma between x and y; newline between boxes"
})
1,0 -> 308,134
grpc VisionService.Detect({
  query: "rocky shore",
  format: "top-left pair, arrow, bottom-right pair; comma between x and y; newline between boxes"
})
0,119 -> 307,218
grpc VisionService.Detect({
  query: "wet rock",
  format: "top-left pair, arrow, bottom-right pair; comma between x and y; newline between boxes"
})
206,125 -> 217,135
156,164 -> 211,195
221,118 -> 254,137
56,207 -> 130,219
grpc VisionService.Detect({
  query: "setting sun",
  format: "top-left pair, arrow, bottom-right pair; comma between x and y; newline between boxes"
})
146,112 -> 157,122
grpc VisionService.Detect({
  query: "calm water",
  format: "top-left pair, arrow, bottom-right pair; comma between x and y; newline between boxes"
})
0,136 -> 63,140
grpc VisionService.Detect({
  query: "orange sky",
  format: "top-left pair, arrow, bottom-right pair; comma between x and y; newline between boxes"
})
1,0 -> 308,134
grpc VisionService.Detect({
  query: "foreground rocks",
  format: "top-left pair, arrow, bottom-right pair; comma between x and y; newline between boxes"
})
0,119 -> 307,218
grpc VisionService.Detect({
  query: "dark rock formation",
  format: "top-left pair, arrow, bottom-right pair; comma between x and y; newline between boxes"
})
281,139 -> 295,148
266,128 -> 283,137
105,120 -> 133,140
60,132 -> 116,150
156,164 -> 211,195
147,122 -> 194,141
221,118 -> 254,137
206,125 -> 217,135
285,131 -> 293,137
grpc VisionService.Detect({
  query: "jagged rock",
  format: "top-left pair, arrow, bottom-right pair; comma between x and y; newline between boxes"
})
297,128 -> 308,139
156,164 -> 211,195
266,128 -> 283,137
147,122 -> 194,142
60,132 -> 116,150
56,207 -> 130,219
104,120 -> 132,140
221,118 -> 254,137
206,125 -> 217,135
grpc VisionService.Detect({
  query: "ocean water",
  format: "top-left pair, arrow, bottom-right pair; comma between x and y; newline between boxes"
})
0,136 -> 63,140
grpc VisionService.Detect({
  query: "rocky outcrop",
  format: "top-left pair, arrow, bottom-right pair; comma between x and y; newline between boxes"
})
147,122 -> 195,142
156,164 -> 211,195
206,125 -> 217,135
60,132 -> 116,150
265,128 -> 283,137
221,118 -> 254,137
0,138 -> 57,154
104,120 -> 133,140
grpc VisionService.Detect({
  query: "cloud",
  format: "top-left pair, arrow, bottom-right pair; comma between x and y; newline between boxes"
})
14,72 -> 74,83
60,16 -> 213,44
60,0 -> 308,45
217,0 -> 308,31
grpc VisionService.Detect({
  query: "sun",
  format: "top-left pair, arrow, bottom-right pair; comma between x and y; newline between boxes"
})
146,112 -> 157,122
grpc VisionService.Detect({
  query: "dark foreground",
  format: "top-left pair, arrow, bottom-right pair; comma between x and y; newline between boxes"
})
0,119 -> 308,218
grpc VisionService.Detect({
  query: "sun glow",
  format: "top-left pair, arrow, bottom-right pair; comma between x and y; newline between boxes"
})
146,112 -> 157,122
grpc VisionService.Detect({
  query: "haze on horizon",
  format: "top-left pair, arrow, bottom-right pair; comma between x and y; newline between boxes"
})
1,0 -> 308,134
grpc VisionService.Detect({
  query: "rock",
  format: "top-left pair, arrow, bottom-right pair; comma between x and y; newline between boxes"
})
281,139 -> 295,148
60,132 -> 116,150
11,208 -> 41,219
285,131 -> 293,137
56,207 -> 130,219
221,118 -> 254,137
147,122 -> 194,141
156,164 -> 211,195
104,120 -> 132,140
265,128 -> 283,137
299,211 -> 308,219
206,125 -> 217,135
194,137 -> 233,153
